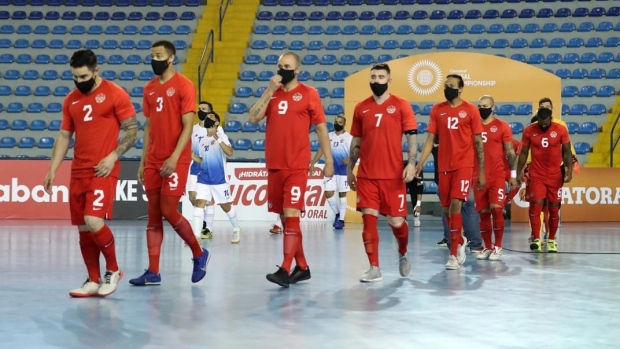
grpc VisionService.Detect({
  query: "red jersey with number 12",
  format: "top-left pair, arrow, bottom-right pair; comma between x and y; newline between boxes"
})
143,73 -> 196,167
474,118 -> 513,180
428,100 -> 483,172
351,94 -> 417,180
521,122 -> 570,181
61,80 -> 135,178
264,83 -> 325,170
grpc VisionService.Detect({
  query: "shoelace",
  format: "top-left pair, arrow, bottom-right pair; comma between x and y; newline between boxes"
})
103,272 -> 113,284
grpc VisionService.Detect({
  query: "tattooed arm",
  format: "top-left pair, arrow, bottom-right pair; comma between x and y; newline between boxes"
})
347,136 -> 361,191
503,141 -> 518,188
94,116 -> 138,177
249,75 -> 281,124
474,134 -> 485,189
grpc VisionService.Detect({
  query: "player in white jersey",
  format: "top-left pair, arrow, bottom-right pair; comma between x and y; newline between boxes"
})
192,112 -> 241,243
189,101 -> 212,239
310,115 -> 352,229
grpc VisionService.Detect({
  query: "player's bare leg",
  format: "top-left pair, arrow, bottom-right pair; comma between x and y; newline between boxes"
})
446,198 -> 468,270
359,208 -> 382,282
267,208 -> 310,287
528,199 -> 545,252
546,202 -> 561,252
219,202 -> 241,243
387,215 -> 411,277
82,216 -> 123,297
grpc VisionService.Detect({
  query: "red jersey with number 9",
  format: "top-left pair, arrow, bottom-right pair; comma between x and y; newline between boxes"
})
428,100 -> 483,172
264,83 -> 326,170
521,122 -> 570,181
143,73 -> 196,167
61,79 -> 135,178
474,118 -> 513,180
350,94 -> 417,180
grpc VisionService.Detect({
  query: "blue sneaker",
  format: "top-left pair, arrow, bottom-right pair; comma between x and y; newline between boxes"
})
191,248 -> 210,283
333,220 -> 345,230
332,213 -> 340,227
129,269 -> 161,286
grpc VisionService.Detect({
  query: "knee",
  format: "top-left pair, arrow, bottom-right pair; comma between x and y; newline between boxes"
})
195,199 -> 206,208
283,208 -> 300,218
325,191 -> 335,198
388,216 -> 405,227
449,199 -> 463,213
219,203 -> 231,212
338,193 -> 347,198
83,215 -> 104,232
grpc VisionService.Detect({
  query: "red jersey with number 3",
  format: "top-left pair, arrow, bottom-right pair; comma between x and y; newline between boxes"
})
351,94 -> 417,180
428,100 -> 483,172
143,73 -> 196,167
474,118 -> 513,180
61,80 -> 135,178
521,122 -> 570,181
264,83 -> 326,170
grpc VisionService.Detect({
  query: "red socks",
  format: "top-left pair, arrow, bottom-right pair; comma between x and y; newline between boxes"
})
160,194 -> 203,258
79,231 -> 101,282
92,225 -> 119,272
548,205 -> 560,240
362,214 -> 379,267
281,217 -> 303,274
529,202 -> 543,240
479,211 -> 493,249
389,221 -> 409,255
449,213 -> 464,257
491,207 -> 505,248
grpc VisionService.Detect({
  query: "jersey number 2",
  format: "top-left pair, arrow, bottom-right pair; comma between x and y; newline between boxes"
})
83,105 -> 93,122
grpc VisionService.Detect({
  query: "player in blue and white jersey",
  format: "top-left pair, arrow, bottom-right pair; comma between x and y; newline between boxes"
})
189,101 -> 212,239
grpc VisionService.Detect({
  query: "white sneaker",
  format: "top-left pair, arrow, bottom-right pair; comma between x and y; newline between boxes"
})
97,270 -> 123,297
445,255 -> 460,270
399,253 -> 411,277
414,217 -> 421,227
231,228 -> 241,244
69,278 -> 101,298
477,248 -> 492,260
489,246 -> 503,261
457,238 -> 468,264
360,266 -> 383,282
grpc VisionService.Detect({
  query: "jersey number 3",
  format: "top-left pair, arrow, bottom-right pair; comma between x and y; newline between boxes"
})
156,97 -> 164,112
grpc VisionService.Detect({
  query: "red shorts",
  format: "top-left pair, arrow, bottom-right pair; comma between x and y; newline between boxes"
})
474,176 -> 506,211
267,169 -> 308,214
143,162 -> 190,197
356,178 -> 407,217
69,176 -> 117,225
438,168 -> 473,207
526,176 -> 563,203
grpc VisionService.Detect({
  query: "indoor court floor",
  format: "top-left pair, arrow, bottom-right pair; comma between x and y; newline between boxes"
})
0,218 -> 618,349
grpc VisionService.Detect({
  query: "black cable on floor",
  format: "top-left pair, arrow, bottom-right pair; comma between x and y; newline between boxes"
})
501,247 -> 620,255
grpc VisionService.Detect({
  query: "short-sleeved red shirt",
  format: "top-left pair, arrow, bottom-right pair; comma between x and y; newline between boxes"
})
474,117 -> 513,180
521,121 -> 570,180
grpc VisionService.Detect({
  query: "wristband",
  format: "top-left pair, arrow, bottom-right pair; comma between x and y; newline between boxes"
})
217,138 -> 223,144
415,201 -> 421,208
511,170 -> 517,178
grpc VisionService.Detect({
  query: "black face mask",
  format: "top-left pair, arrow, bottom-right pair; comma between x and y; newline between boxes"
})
479,107 -> 493,120
370,82 -> 388,97
151,57 -> 170,76
444,87 -> 459,102
334,123 -> 344,132
203,117 -> 217,129
198,110 -> 208,121
277,69 -> 296,85
74,77 -> 95,94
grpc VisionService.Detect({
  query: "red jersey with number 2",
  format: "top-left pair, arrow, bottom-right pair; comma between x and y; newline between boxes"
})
428,100 -> 483,172
264,83 -> 326,170
143,73 -> 196,167
521,122 -> 570,181
350,94 -> 417,180
61,80 -> 135,178
474,118 -> 513,180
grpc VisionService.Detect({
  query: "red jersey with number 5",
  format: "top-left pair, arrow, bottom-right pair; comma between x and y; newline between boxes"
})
264,83 -> 326,170
143,73 -> 196,167
521,122 -> 570,181
428,100 -> 483,172
61,79 -> 135,178
474,118 -> 513,180
350,94 -> 417,180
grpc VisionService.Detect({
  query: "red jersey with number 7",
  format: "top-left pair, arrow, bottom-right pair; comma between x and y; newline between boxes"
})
143,73 -> 196,167
61,79 -> 135,178
350,94 -> 417,180
521,122 -> 570,181
474,118 -> 513,180
264,83 -> 326,170
428,100 -> 483,173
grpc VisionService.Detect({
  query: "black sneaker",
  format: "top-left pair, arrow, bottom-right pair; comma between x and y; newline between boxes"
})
266,266 -> 290,288
436,238 -> 448,247
289,266 -> 311,284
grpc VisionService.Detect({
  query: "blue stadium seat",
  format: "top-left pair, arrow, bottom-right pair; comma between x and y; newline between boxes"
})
32,39 -> 47,49
134,137 -> 144,150
4,69 -> 19,80
433,25 -> 449,35
11,119 -> 28,130
527,53 -> 544,64
562,86 -> 578,97
597,85 -> 616,97
566,122 -> 579,134
574,142 -> 591,155
252,139 -> 265,151
560,23 -> 576,32
0,85 -> 10,96
496,104 -> 516,116
0,25 -> 13,35
34,86 -> 51,97
360,25 -> 376,35
545,53 -> 561,64
18,137 -> 36,149
230,103 -> 248,114
233,139 -> 252,151
240,71 -> 257,81
130,87 -> 143,98
423,160 -> 435,173
46,11 -> 60,20
330,87 -> 344,98
38,137 -> 54,149
128,12 -> 143,20
30,120 -> 47,131
119,71 -> 136,81
176,25 -> 191,35
358,54 -> 374,65
515,104 -> 532,116
14,39 -> 29,49
578,85 -> 597,97
235,87 -> 253,98
569,104 -> 587,115
122,40 -> 137,50
605,38 -> 619,48
531,38 -> 547,48
302,54 -> 318,65
578,122 -> 597,134
326,104 -> 344,115
333,71 -> 349,81
0,119 -> 7,130
314,71 -> 330,81
308,26 -> 323,35
49,119 -> 62,130
509,122 -> 524,134
418,122 -> 428,134
241,121 -> 259,132
54,86 -> 70,97
224,120 -> 242,133
49,39 -> 64,49
474,39 -> 490,49
455,39 -> 472,49
17,54 -> 32,64
27,103 -> 44,113
15,86 -> 31,97
309,11 -> 324,21
397,25 -> 413,35
364,40 -> 380,50
310,140 -> 320,152
53,54 -> 69,65
0,137 -> 16,148
589,68 -> 606,79
258,71 -> 274,81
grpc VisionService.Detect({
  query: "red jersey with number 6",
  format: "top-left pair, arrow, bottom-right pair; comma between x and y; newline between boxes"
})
474,118 -> 513,180
264,83 -> 326,170
143,73 -> 196,167
521,122 -> 570,181
350,94 -> 417,180
61,79 -> 135,178
428,100 -> 483,173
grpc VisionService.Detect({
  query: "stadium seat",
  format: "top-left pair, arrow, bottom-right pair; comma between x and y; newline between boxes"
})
4,70 -> 19,80
241,121 -> 259,132
566,122 -> 579,134
34,86 -> 51,96
224,120 -> 242,133
47,103 -> 62,113
0,137 -> 16,148
230,103 -> 248,114
27,103 -> 44,113
252,139 -> 265,151
597,85 -> 616,97
233,139 -> 252,151
0,119 -> 7,130
574,142 -> 591,155
11,119 -> 28,130
587,104 -> 607,116
54,86 -> 70,97
30,120 -> 47,131
509,122 -> 524,134
423,160 -> 435,173
38,137 -> 55,149
18,137 -> 36,149
578,122 -> 598,134
49,120 -> 62,130
569,104 -> 588,115
311,140 -> 320,152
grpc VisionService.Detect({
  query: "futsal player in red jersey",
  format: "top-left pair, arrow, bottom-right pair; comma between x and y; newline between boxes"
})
416,74 -> 486,270
248,52 -> 334,287
517,107 -> 573,253
473,95 -> 518,262
129,40 -> 209,286
346,63 -> 418,282
44,49 -> 138,297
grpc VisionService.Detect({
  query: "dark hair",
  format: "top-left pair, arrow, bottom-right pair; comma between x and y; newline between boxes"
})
370,63 -> 391,75
446,74 -> 464,88
199,101 -> 213,112
209,111 -> 220,122
151,40 -> 176,56
538,97 -> 553,108
70,49 -> 97,70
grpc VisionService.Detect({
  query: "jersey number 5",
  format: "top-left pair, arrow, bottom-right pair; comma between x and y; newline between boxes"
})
278,101 -> 288,115
481,131 -> 487,143
448,117 -> 459,130
156,97 -> 164,112
83,104 -> 93,122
